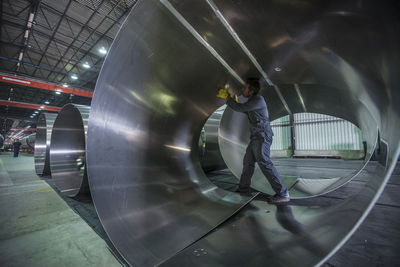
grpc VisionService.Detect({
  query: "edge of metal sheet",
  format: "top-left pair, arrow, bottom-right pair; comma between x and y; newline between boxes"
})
34,112 -> 57,176
87,0 -> 253,266
49,104 -> 90,197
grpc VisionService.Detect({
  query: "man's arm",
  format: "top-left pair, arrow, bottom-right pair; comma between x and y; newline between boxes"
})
226,95 -> 265,113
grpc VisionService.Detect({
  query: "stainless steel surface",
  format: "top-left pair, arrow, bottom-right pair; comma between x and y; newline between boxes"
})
87,1 -> 254,265
88,0 -> 399,266
50,104 -> 90,197
199,106 -> 227,172
161,161 -> 387,267
34,112 -> 57,176
26,134 -> 36,149
20,133 -> 36,149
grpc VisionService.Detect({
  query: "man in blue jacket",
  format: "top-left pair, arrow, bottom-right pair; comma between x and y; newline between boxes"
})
226,78 -> 289,203
13,139 -> 22,158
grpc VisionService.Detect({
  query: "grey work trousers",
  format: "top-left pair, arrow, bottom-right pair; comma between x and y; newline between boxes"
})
239,137 -> 289,196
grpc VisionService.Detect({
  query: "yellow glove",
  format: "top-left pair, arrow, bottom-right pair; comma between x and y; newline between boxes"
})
234,95 -> 238,102
216,88 -> 228,99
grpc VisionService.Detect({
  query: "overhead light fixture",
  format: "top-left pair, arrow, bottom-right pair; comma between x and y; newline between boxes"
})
99,47 -> 107,55
62,83 -> 68,87
44,101 -> 49,104
71,74 -> 78,80
34,111 -> 39,113
274,67 -> 282,72
56,91 -> 62,95
82,62 -> 90,69
40,106 -> 44,109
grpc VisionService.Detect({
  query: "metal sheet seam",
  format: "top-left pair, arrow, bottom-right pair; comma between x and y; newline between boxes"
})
159,0 -> 245,85
205,0 -> 292,115
155,192 -> 260,266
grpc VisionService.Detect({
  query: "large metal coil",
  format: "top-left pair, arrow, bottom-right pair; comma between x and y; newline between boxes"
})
87,0 -> 400,266
50,104 -> 90,197
34,112 -> 57,176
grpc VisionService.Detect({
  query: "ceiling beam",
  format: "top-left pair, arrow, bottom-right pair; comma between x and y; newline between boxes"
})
0,99 -> 61,112
0,73 -> 93,98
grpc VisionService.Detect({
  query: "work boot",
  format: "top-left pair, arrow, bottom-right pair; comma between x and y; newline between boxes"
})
267,194 -> 290,204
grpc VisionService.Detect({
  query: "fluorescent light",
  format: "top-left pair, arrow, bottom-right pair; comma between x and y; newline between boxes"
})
62,84 -> 68,87
40,106 -> 44,109
34,111 -> 39,113
44,101 -> 49,104
56,91 -> 62,95
82,62 -> 90,69
274,67 -> 281,72
99,47 -> 107,55
71,74 -> 78,80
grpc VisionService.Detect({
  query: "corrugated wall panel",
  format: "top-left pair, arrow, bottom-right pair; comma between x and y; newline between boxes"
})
271,113 -> 363,151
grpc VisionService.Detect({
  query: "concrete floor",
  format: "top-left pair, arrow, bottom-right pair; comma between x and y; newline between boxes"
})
0,153 -> 398,266
0,153 -> 123,267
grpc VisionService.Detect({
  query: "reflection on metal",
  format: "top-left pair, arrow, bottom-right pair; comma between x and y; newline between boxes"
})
88,0 -> 399,266
204,0 -> 292,114
34,112 -> 57,176
26,134 -> 35,149
50,104 -> 90,197
294,84 -> 307,112
199,105 -> 227,172
20,133 -> 36,149
87,1 -> 253,266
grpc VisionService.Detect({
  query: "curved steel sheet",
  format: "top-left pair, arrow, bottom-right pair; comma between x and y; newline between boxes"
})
86,0 -> 254,265
50,104 -> 90,197
34,112 -> 57,176
88,0 -> 399,266
199,105 -> 227,172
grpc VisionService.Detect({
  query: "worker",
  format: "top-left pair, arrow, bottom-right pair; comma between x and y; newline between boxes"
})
222,78 -> 289,203
13,139 -> 22,158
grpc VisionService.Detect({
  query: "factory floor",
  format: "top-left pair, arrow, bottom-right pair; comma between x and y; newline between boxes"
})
0,153 -> 124,267
0,153 -> 399,266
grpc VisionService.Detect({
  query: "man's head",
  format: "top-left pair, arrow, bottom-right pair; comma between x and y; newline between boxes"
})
242,77 -> 260,98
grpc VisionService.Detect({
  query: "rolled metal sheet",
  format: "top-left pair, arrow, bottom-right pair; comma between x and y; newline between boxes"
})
34,112 -> 57,176
88,0 -> 400,266
50,104 -> 90,197
199,105 -> 227,172
87,0 -> 254,265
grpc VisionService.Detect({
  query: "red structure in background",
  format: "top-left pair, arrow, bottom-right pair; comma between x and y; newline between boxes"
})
0,73 -> 93,98
0,100 -> 61,112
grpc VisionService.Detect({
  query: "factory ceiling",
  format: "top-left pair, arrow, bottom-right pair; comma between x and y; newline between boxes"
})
0,0 -> 137,137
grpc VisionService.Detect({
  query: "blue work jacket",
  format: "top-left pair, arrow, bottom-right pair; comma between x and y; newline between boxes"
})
226,94 -> 274,141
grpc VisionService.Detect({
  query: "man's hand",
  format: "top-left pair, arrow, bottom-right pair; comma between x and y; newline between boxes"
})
227,86 -> 235,98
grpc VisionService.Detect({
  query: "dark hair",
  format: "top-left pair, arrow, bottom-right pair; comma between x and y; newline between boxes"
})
246,77 -> 260,94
